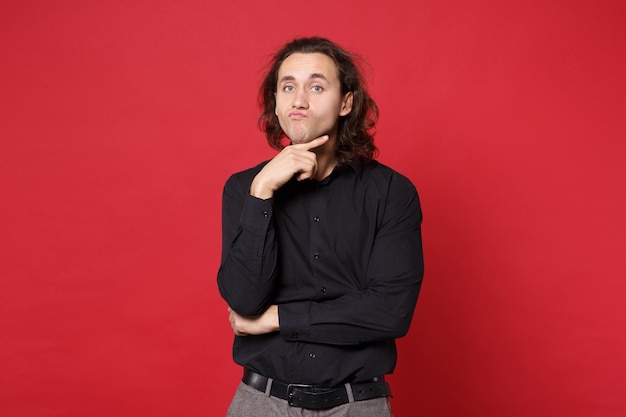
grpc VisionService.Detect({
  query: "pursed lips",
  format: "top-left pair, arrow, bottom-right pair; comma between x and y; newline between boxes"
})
288,110 -> 307,119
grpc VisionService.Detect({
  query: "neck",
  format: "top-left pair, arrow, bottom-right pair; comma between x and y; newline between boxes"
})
312,135 -> 338,181
314,152 -> 338,181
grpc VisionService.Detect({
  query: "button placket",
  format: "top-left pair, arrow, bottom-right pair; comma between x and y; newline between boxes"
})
310,187 -> 326,301
312,214 -> 321,260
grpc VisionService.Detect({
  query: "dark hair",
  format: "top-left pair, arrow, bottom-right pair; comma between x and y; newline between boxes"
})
258,37 -> 379,165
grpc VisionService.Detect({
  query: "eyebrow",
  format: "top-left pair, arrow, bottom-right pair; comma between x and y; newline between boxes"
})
278,73 -> 330,84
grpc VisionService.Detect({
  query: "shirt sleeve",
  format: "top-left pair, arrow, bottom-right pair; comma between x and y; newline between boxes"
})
217,171 -> 279,316
278,175 -> 424,345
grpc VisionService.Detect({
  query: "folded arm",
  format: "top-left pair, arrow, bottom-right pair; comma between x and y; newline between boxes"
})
279,179 -> 424,345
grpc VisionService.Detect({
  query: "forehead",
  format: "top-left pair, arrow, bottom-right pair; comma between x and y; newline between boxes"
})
277,52 -> 340,81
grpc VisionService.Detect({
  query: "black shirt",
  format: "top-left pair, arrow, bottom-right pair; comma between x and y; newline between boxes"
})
217,160 -> 424,387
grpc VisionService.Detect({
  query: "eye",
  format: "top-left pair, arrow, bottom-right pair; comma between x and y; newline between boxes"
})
282,85 -> 295,92
311,85 -> 324,93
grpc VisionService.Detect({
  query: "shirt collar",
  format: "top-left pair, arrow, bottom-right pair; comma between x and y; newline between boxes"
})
314,161 -> 364,186
337,161 -> 363,178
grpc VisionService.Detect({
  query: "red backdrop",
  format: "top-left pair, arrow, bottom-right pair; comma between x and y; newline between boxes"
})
1,1 -> 625,416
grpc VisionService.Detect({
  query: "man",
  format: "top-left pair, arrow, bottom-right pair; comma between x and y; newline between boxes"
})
217,37 -> 424,416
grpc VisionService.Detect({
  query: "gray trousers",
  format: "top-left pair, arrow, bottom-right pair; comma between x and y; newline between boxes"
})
226,382 -> 394,417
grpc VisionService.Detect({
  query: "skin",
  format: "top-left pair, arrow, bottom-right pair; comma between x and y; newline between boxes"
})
228,52 -> 353,337
250,52 -> 353,199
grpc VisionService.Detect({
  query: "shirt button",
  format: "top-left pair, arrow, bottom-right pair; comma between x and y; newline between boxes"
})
313,216 -> 320,222
320,287 -> 327,293
309,352 -> 316,359
291,332 -> 299,339
313,253 -> 320,260
263,210 -> 269,218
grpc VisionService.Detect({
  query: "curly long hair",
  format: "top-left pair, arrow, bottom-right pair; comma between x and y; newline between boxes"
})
258,37 -> 379,165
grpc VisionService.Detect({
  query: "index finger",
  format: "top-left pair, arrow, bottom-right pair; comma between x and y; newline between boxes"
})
295,135 -> 329,151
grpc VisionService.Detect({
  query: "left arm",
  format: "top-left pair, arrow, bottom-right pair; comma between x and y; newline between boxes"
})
278,178 -> 423,345
228,305 -> 279,336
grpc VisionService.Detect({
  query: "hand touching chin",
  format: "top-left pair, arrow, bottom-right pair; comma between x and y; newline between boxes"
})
285,129 -> 311,144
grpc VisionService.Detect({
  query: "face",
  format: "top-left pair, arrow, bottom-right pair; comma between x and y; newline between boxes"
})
275,52 -> 353,145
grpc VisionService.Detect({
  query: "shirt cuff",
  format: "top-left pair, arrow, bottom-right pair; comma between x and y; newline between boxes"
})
241,194 -> 273,230
279,302 -> 311,342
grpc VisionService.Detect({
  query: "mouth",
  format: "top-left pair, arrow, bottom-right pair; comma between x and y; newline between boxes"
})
288,111 -> 307,119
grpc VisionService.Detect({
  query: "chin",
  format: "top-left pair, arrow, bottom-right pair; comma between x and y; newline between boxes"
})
287,133 -> 314,144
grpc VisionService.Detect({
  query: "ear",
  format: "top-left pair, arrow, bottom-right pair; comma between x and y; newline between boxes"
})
339,92 -> 353,116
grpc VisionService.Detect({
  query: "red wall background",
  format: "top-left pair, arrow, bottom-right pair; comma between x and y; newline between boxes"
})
1,1 -> 625,416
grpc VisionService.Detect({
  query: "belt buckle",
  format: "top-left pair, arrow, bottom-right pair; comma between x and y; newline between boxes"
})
287,383 -> 311,407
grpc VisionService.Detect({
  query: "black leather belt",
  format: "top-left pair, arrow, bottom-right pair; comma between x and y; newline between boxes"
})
242,368 -> 391,410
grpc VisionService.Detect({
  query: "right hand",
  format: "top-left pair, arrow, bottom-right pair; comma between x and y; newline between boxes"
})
250,135 -> 329,199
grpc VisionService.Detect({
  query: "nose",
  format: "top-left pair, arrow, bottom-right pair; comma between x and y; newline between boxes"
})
292,88 -> 309,109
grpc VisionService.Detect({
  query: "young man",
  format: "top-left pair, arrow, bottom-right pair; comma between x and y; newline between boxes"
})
218,37 -> 424,416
